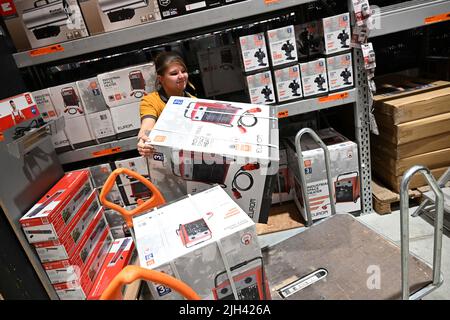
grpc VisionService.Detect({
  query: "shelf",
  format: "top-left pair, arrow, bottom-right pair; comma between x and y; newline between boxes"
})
13,0 -> 313,68
370,0 -> 450,38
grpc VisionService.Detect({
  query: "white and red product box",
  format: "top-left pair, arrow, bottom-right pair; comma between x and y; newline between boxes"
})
76,77 -> 116,141
88,237 -> 135,299
31,89 -> 70,150
156,0 -> 221,20
78,0 -> 161,35
0,0 -> 89,51
271,148 -> 293,205
0,92 -> 40,133
322,12 -> 351,55
239,33 -> 270,73
133,186 -> 271,300
286,128 -> 361,221
148,96 -> 279,223
266,25 -> 297,67
274,65 -> 303,103
294,21 -> 324,60
246,71 -> 276,105
48,83 -> 95,148
33,190 -> 100,263
88,163 -> 126,207
108,102 -> 141,136
326,52 -> 354,92
20,170 -> 93,243
300,58 -> 329,97
97,62 -> 156,108
54,226 -> 113,300
42,209 -> 109,284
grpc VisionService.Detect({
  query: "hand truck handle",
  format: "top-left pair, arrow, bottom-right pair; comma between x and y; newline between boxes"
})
400,165 -> 444,300
335,171 -> 359,183
294,128 -> 336,226
99,265 -> 200,300
99,168 -> 165,229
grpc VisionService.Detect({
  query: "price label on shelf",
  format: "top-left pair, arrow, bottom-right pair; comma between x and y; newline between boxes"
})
318,92 -> 349,103
424,12 -> 450,24
29,44 -> 64,57
277,110 -> 289,118
92,147 -> 122,157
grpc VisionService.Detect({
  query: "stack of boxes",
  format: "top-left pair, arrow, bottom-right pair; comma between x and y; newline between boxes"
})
371,76 -> 450,192
19,170 -> 113,300
0,92 -> 41,134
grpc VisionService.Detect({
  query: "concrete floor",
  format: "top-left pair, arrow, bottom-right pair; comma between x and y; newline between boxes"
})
358,206 -> 450,300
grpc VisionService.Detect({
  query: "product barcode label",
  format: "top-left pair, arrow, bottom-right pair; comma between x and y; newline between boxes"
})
191,136 -> 212,148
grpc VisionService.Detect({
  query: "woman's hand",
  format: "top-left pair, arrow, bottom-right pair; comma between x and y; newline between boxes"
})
137,134 -> 155,157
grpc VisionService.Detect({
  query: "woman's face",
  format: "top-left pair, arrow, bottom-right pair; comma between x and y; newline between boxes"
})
159,62 -> 188,95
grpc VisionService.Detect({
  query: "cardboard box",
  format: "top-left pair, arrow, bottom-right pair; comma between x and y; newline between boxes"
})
300,58 -> 329,97
322,12 -> 351,55
246,71 -> 276,105
273,64 -> 303,103
197,45 -> 245,97
109,102 -> 140,136
64,116 -> 95,148
88,237 -> 135,299
133,186 -> 269,300
239,33 -> 270,73
79,0 -> 161,35
286,128 -> 360,221
157,0 -> 221,19
89,163 -> 113,188
97,63 -> 156,108
294,21 -> 324,60
266,25 -> 297,67
104,210 -> 128,239
0,92 -> 40,132
326,52 -> 354,92
20,170 -> 93,243
119,182 -> 152,205
0,0 -> 89,51
33,191 -> 100,263
115,156 -> 149,185
148,96 -> 279,223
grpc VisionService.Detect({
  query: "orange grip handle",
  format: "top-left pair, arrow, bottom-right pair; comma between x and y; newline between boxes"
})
99,265 -> 201,300
99,168 -> 166,228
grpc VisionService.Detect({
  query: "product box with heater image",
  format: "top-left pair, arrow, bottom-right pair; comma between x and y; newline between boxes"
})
156,0 -> 221,20
20,170 -> 93,243
0,0 -> 89,52
97,62 -> 156,108
76,77 -> 116,142
31,89 -> 70,151
33,190 -> 100,263
239,32 -> 270,73
286,128 -> 360,222
0,92 -> 40,133
326,52 -> 354,92
42,209 -> 110,284
78,0 -> 161,35
133,186 -> 270,300
88,237 -> 135,299
148,96 -> 279,223
246,70 -> 276,105
274,64 -> 303,103
322,12 -> 351,55
300,58 -> 329,97
294,21 -> 324,60
266,25 -> 297,67
109,102 -> 140,137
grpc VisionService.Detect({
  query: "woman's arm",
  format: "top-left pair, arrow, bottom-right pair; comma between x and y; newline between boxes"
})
137,117 -> 156,157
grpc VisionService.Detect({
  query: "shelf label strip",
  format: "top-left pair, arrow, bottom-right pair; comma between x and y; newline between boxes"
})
277,110 -> 289,118
425,12 -> 450,24
318,91 -> 349,103
92,147 -> 122,157
29,44 -> 64,57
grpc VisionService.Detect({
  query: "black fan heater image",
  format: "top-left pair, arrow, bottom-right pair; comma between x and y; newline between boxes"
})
337,30 -> 350,48
314,74 -> 327,91
261,85 -> 274,102
288,80 -> 302,96
254,48 -> 267,66
281,40 -> 296,60
340,68 -> 352,85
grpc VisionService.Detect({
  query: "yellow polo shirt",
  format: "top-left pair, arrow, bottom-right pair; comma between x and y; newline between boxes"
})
140,91 -> 195,121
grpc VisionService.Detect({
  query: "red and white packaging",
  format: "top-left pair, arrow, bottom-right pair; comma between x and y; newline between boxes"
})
88,237 -> 135,300
0,92 -> 40,132
33,191 -> 100,263
54,229 -> 113,300
43,210 -> 109,284
20,170 -> 93,243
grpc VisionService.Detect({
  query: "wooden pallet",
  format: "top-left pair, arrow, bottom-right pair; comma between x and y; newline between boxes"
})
256,201 -> 306,235
372,179 -> 423,215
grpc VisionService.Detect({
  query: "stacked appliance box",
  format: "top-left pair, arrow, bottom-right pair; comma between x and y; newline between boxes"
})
0,92 -> 41,134
19,170 -> 113,300
371,76 -> 450,192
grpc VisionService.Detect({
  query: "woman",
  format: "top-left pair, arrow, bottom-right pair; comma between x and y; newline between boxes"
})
137,51 -> 193,157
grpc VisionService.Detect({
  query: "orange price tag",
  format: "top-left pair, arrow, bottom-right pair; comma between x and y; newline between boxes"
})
424,12 -> 450,24
318,92 -> 349,103
92,147 -> 122,157
264,0 -> 280,4
278,110 -> 289,118
29,44 -> 64,57
0,132 -> 4,142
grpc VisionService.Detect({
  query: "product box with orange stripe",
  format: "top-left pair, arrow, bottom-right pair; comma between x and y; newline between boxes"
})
0,92 -> 40,133
42,209 -> 110,284
20,170 -> 93,243
88,237 -> 135,300
286,128 -> 360,221
33,190 -> 100,263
